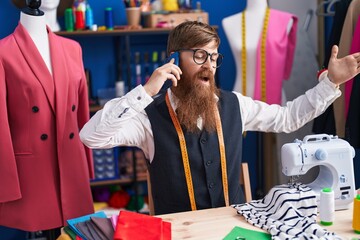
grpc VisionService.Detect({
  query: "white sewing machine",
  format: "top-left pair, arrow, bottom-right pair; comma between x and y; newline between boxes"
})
281,134 -> 356,210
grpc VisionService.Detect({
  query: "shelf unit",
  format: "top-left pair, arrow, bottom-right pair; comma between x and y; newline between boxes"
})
57,28 -> 174,93
90,174 -> 147,187
57,26 -> 219,90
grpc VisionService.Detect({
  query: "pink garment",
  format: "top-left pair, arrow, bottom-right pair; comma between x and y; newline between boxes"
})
345,15 -> 360,118
0,23 -> 94,231
254,9 -> 298,104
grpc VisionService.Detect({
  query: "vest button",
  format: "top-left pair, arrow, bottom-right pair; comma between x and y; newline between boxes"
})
69,132 -> 75,139
208,182 -> 215,189
200,138 -> 206,144
40,134 -> 48,140
72,105 -> 76,111
206,160 -> 212,166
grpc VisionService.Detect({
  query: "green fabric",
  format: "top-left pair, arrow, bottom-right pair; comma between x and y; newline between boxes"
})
63,226 -> 76,240
223,226 -> 271,240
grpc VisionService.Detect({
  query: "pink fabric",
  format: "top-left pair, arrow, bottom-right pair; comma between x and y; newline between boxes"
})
345,15 -> 360,118
111,214 -> 119,229
0,23 -> 94,231
254,9 -> 298,104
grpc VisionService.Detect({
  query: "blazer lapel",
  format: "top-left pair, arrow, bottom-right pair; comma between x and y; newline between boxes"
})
13,23 -> 55,113
48,29 -> 69,143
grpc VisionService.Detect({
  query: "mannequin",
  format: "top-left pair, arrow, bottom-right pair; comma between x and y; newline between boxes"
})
222,0 -> 296,104
39,0 -> 61,32
13,0 -> 62,32
20,2 -> 53,73
0,0 -> 94,234
222,0 -> 298,194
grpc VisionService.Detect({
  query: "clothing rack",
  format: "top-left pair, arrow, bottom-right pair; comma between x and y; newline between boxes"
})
316,0 -> 340,16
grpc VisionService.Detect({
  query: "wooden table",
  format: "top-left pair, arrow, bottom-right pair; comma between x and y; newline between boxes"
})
158,205 -> 360,240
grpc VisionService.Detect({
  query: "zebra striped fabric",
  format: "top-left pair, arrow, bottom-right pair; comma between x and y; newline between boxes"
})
233,183 -> 341,240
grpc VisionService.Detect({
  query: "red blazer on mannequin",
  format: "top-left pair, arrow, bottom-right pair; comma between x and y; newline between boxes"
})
0,23 -> 94,231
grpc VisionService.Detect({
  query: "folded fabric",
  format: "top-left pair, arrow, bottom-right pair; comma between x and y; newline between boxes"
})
114,210 -> 171,240
90,216 -> 114,240
56,233 -> 72,240
63,226 -> 77,240
223,226 -> 271,240
233,183 -> 341,240
75,221 -> 93,240
85,220 -> 106,240
67,211 -> 107,239
110,214 -> 118,230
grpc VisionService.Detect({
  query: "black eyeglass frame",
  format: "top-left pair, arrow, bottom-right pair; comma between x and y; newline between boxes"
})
177,48 -> 224,68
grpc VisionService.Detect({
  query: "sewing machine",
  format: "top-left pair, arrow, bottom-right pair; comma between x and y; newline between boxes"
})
281,134 -> 356,210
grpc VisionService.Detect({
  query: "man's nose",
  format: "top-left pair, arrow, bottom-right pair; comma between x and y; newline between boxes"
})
201,57 -> 212,68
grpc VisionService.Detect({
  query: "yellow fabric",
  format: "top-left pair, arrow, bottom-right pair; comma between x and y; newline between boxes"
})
56,233 -> 71,240
93,202 -> 108,212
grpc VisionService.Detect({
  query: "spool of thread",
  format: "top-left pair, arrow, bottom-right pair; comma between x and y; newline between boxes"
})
319,187 -> 335,226
75,10 -> 85,30
353,193 -> 360,234
64,8 -> 74,32
105,7 -> 114,30
115,81 -> 125,97
85,4 -> 94,29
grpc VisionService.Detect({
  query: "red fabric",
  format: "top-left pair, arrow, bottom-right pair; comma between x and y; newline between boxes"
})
108,190 -> 131,208
114,211 -> 171,240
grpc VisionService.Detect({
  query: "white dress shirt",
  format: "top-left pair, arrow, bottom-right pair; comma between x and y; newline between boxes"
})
80,73 -> 340,163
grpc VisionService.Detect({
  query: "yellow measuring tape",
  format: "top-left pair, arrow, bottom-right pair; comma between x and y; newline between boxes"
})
165,93 -> 229,210
241,7 -> 270,101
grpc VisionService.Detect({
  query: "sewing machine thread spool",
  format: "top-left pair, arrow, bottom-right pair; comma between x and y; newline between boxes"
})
319,188 -> 334,226
353,193 -> 360,234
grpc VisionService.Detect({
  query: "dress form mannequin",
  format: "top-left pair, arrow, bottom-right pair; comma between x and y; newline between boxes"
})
13,0 -> 61,32
39,0 -> 61,32
222,0 -> 267,97
222,0 -> 297,195
222,0 -> 293,98
20,0 -> 53,74
0,0 -> 94,233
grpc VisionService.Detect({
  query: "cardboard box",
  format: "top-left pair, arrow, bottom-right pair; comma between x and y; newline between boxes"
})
143,12 -> 209,28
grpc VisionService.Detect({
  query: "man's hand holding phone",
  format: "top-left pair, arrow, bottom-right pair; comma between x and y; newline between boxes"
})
144,52 -> 182,97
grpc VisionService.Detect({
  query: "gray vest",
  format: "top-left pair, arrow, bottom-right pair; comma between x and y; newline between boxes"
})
145,90 -> 244,215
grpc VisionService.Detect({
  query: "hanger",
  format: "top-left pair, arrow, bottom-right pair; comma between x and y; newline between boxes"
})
303,9 -> 313,32
316,0 -> 340,17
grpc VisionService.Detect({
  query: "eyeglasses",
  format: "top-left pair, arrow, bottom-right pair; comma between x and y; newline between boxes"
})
178,49 -> 223,68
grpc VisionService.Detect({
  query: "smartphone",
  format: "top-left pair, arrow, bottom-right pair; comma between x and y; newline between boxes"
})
164,52 -> 179,66
159,52 -> 180,93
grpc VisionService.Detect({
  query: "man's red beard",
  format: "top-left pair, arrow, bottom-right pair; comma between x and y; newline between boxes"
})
171,69 -> 220,133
